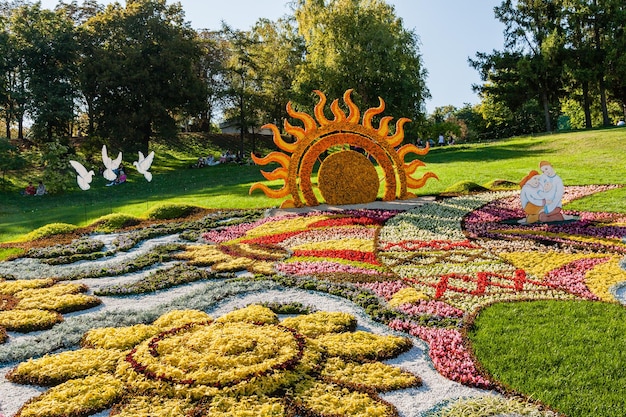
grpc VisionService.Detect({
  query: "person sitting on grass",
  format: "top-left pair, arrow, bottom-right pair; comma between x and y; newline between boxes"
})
35,181 -> 46,196
23,182 -> 36,196
115,170 -> 127,184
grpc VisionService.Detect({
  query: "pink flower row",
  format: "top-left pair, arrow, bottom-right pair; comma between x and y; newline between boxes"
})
276,261 -> 387,277
545,257 -> 607,300
356,281 -> 465,318
389,319 -> 492,389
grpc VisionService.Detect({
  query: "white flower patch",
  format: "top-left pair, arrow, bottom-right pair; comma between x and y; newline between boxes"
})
379,194 -> 505,244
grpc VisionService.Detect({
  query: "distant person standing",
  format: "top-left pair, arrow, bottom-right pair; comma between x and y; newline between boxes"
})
438,134 -> 445,146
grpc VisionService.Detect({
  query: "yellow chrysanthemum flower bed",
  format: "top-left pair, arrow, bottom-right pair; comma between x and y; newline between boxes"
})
499,251 -> 607,279
17,374 -> 124,417
238,215 -> 330,240
195,394 -> 286,417
8,348 -> 123,386
9,305 -> 419,417
81,324 -> 161,350
110,396 -> 193,417
293,378 -> 397,417
388,287 -> 430,308
281,311 -> 357,338
0,278 -> 56,295
292,238 -> 376,252
321,357 -> 419,391
585,257 -> 626,302
0,279 -> 101,337
175,245 -> 277,274
0,309 -> 63,332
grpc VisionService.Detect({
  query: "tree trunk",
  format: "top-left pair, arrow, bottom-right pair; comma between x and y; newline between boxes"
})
4,115 -> 10,139
599,77 -> 610,126
17,116 -> 24,141
541,90 -> 552,132
582,80 -> 592,129
141,121 -> 151,155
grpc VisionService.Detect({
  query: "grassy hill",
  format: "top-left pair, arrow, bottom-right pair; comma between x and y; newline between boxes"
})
1,128 -> 625,243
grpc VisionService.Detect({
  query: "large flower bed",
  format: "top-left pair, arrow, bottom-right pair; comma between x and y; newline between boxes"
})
0,185 -> 624,417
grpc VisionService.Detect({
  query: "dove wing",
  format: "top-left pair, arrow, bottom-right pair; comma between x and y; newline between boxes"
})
142,151 -> 155,170
102,145 -> 112,168
111,152 -> 123,169
70,160 -> 89,178
137,151 -> 145,162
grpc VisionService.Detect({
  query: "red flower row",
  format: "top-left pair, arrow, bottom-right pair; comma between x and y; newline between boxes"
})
292,249 -> 381,265
380,240 -> 480,251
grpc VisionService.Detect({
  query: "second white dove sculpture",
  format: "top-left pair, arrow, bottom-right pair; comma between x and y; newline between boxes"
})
102,145 -> 123,181
133,150 -> 155,182
69,160 -> 95,191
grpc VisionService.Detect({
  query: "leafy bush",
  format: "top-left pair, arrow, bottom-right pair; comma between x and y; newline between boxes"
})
91,213 -> 141,233
21,223 -> 79,242
39,141 -> 77,194
0,247 -> 25,261
483,179 -> 519,190
145,203 -> 199,220
442,181 -> 489,195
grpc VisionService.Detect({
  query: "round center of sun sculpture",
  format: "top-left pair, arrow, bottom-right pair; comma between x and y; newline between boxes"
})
250,89 -> 438,208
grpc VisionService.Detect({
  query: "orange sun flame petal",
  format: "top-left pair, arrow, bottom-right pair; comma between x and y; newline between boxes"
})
283,119 -> 306,140
287,101 -> 317,132
260,167 -> 288,181
263,123 -> 298,154
279,199 -> 296,209
330,99 -> 347,122
376,116 -> 393,137
397,143 -> 431,159
407,172 -> 439,189
251,151 -> 290,168
249,182 -> 290,199
314,90 -> 331,126
404,159 -> 426,176
363,97 -> 385,130
343,89 -> 361,123
387,118 -> 411,147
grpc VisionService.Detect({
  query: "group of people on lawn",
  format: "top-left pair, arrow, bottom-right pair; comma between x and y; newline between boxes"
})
23,180 -> 46,196
193,150 -> 251,168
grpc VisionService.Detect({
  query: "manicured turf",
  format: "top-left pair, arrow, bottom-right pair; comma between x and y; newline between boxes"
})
1,128 -> 625,242
468,300 -> 626,417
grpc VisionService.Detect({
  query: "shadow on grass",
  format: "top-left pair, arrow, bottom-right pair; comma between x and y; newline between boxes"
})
422,141 -> 553,164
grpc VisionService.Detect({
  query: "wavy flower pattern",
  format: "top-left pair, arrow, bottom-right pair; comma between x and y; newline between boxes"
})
1,185 -> 625,417
8,305 -> 418,417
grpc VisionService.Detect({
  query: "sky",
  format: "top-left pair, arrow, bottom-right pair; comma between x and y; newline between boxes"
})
40,0 -> 506,114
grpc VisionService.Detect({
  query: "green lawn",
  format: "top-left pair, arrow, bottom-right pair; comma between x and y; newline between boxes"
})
468,300 -> 626,417
1,128 -> 625,416
1,128 -> 625,243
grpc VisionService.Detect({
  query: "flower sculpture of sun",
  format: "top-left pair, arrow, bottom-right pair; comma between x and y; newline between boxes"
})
8,305 -> 419,417
250,89 -> 438,208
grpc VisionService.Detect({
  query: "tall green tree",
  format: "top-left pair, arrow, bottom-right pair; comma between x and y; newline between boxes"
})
291,0 -> 429,127
10,3 -> 78,142
80,0 -> 207,153
247,18 -> 304,128
602,1 -> 626,119
473,0 -> 566,133
195,29 -> 230,132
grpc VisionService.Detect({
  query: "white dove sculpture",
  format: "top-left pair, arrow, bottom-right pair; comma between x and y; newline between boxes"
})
101,145 -> 123,181
133,150 -> 155,182
69,160 -> 95,191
